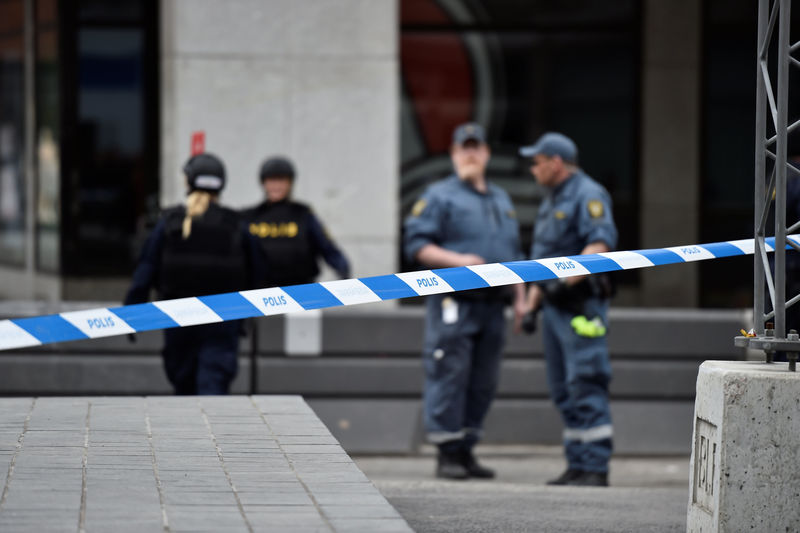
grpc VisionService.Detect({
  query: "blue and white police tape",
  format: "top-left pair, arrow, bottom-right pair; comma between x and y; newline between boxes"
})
0,235 -> 795,351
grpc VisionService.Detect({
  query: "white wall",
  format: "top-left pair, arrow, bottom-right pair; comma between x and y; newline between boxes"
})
161,0 -> 398,279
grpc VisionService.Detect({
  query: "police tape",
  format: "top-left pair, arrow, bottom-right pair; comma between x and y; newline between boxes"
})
0,235 -> 795,351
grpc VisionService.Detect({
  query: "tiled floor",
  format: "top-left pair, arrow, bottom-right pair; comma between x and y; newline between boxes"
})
0,396 -> 411,533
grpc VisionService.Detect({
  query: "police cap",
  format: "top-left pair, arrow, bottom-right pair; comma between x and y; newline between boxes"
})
519,132 -> 578,164
259,156 -> 296,183
452,122 -> 486,146
184,153 -> 226,192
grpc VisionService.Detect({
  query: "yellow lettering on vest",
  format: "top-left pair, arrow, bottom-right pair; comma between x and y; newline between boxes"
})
251,221 -> 300,238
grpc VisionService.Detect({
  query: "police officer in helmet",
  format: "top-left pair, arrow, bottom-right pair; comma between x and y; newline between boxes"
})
519,132 -> 618,487
242,156 -> 350,288
404,123 -> 527,480
125,153 -> 262,395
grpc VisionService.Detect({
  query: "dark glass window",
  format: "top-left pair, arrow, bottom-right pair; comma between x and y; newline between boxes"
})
0,0 -> 26,266
400,0 -> 640,272
60,0 -> 159,278
701,0 -> 800,307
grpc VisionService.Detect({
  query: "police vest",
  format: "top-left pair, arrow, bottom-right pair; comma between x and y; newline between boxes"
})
245,201 -> 318,287
159,204 -> 247,299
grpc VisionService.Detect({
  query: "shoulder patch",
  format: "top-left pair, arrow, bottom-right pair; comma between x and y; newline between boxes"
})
587,200 -> 604,219
506,209 -> 517,219
554,210 -> 567,220
411,199 -> 427,217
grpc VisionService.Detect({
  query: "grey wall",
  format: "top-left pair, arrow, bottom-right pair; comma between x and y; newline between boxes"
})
640,0 -> 702,306
160,0 -> 399,279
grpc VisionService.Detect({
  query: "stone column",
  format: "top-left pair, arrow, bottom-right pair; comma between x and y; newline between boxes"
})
687,361 -> 800,532
161,0 -> 398,279
640,0 -> 701,306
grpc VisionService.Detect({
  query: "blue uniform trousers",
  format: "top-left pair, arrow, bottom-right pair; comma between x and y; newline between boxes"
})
541,297 -> 613,473
422,295 -> 506,451
162,321 -> 240,395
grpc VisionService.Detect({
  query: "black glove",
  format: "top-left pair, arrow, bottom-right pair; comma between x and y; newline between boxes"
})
521,308 -> 540,335
541,280 -> 572,308
540,280 -> 586,316
127,333 -> 137,344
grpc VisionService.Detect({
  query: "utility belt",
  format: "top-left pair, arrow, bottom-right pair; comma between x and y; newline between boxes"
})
454,286 -> 513,304
538,273 -> 615,315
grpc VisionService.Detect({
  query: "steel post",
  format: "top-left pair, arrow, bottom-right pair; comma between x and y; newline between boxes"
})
754,0 -> 769,336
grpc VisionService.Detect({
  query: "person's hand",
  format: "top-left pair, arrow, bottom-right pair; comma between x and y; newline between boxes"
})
520,309 -> 540,335
513,298 -> 532,334
459,253 -> 486,266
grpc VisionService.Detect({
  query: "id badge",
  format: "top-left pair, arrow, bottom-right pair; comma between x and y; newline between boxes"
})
442,297 -> 458,325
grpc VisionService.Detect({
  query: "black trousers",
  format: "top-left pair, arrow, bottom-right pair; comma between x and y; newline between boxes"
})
162,321 -> 240,395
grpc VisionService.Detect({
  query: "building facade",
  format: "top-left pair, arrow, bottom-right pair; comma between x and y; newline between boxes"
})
0,0 -> 795,307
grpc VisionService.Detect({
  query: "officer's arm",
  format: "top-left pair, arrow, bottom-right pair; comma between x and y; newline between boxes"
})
526,283 -> 543,311
415,244 -> 485,268
561,241 -> 612,287
404,193 -> 485,268
565,191 -> 617,286
124,219 -> 166,305
308,211 -> 350,278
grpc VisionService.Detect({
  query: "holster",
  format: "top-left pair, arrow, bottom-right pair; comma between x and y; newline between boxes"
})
540,273 -> 615,315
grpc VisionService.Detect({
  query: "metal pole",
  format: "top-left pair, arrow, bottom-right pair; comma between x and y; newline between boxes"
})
24,0 -> 37,295
774,0 -> 791,340
249,319 -> 258,395
737,0 -> 799,369
754,0 -> 769,336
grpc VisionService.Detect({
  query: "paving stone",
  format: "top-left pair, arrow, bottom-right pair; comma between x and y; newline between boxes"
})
296,471 -> 370,484
165,507 -> 249,530
313,492 -> 392,507
162,490 -> 239,506
237,490 -> 313,506
83,518 -> 165,532
0,396 -> 411,533
252,526 -> 331,533
328,518 -> 414,532
321,504 -> 401,519
303,482 -> 382,494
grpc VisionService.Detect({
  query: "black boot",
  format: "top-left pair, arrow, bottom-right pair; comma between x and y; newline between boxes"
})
546,468 -> 583,485
460,450 -> 495,479
567,471 -> 608,487
436,451 -> 469,480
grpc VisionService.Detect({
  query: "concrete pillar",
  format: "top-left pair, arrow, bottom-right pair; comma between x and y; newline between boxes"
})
640,0 -> 701,306
687,361 -> 800,532
161,0 -> 398,279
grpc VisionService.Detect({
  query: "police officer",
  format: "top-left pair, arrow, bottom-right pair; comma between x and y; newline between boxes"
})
404,123 -> 526,480
519,132 -> 618,487
242,156 -> 350,287
125,153 -> 261,395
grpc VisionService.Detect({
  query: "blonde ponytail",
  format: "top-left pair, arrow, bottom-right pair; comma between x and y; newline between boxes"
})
182,191 -> 214,239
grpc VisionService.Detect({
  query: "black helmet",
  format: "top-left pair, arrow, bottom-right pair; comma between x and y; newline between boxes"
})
184,153 -> 226,192
259,156 -> 295,183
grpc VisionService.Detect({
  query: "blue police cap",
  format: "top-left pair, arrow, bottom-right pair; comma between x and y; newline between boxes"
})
519,132 -> 578,164
452,122 -> 486,145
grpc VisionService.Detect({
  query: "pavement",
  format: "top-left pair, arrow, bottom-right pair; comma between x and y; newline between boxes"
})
0,396 -> 690,533
354,446 -> 690,533
0,396 -> 411,533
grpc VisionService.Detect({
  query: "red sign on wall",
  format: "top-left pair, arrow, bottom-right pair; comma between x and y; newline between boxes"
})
191,131 -> 205,155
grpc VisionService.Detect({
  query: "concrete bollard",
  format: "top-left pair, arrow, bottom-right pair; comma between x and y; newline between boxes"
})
687,361 -> 800,532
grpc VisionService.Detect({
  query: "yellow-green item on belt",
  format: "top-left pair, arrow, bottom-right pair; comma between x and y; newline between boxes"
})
570,315 -> 607,338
